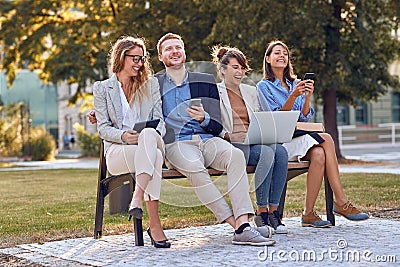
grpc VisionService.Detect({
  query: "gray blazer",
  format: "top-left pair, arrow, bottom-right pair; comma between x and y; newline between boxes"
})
218,81 -> 259,137
93,74 -> 166,152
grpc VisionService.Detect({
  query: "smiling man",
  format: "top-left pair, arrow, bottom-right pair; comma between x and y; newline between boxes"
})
155,33 -> 276,246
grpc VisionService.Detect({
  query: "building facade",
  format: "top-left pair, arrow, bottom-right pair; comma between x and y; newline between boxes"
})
335,59 -> 400,126
57,82 -> 96,150
0,70 -> 59,146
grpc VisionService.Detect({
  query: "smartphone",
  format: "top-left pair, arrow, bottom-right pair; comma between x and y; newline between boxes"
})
303,73 -> 315,81
190,98 -> 202,107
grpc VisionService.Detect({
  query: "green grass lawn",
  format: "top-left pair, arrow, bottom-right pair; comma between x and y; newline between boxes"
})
0,168 -> 399,248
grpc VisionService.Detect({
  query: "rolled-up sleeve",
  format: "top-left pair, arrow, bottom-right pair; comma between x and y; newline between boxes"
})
298,104 -> 314,122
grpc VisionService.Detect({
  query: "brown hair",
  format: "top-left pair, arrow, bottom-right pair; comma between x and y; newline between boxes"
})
211,45 -> 250,79
157,33 -> 184,55
262,40 -> 296,82
109,36 -> 151,103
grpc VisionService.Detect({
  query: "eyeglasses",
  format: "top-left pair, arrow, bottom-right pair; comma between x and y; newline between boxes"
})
125,54 -> 147,63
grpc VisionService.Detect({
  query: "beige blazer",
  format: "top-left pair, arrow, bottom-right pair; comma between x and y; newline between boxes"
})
93,74 -> 166,153
218,81 -> 259,137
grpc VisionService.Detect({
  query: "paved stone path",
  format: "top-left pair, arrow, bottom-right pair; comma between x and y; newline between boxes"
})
1,216 -> 399,266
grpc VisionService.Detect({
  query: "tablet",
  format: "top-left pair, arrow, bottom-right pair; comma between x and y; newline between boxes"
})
133,119 -> 160,133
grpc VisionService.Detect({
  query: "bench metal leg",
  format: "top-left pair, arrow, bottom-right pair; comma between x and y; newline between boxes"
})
94,186 -> 105,239
134,218 -> 144,246
278,183 -> 288,219
324,176 -> 335,225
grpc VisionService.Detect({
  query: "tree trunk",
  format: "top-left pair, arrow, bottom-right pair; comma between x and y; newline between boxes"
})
323,88 -> 343,159
323,0 -> 344,160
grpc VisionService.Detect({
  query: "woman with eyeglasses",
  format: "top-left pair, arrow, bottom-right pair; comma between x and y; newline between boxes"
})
93,36 -> 170,248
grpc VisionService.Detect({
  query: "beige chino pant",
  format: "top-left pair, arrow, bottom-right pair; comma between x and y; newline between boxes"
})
165,135 -> 254,223
106,128 -> 165,201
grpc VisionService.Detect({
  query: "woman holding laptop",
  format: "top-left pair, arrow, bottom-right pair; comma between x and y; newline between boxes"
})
93,36 -> 170,248
257,40 -> 369,227
212,45 -> 289,234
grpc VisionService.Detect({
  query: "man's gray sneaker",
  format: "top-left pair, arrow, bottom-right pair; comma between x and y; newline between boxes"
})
254,225 -> 274,238
232,227 -> 276,246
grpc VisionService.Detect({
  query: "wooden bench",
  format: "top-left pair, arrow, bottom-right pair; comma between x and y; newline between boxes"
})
94,142 -> 334,245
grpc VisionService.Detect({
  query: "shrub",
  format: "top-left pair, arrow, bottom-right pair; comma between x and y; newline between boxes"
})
25,126 -> 56,161
74,123 -> 100,157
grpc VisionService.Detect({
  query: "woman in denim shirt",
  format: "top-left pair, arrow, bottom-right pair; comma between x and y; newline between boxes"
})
257,40 -> 369,227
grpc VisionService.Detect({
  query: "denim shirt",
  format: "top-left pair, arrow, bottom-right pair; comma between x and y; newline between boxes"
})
162,72 -> 212,141
256,78 -> 314,122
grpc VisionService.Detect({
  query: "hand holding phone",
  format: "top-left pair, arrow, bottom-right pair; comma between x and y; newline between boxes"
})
187,98 -> 205,122
303,73 -> 315,81
303,73 -> 315,96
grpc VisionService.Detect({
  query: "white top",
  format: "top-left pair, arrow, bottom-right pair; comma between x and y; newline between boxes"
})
118,81 -> 139,131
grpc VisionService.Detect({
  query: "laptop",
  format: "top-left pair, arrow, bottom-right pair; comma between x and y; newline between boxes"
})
240,111 -> 300,145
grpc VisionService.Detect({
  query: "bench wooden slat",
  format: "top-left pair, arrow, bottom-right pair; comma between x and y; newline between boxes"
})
161,161 -> 310,179
99,162 -> 311,193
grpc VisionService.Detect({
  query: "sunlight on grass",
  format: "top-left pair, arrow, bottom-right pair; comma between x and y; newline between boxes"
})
0,162 -> 25,168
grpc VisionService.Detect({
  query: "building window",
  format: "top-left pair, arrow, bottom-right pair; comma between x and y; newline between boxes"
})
337,104 -> 349,125
355,100 -> 368,124
393,92 -> 400,122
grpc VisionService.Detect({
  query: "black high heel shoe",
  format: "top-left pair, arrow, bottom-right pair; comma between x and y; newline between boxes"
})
147,228 -> 171,248
127,206 -> 143,221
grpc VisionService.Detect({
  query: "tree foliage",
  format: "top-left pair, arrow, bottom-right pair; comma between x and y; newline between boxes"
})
1,0 -> 399,158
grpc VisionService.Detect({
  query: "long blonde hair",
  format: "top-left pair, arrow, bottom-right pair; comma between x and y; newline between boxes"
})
109,36 -> 152,103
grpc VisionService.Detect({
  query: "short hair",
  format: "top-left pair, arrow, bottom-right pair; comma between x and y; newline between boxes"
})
157,33 -> 184,55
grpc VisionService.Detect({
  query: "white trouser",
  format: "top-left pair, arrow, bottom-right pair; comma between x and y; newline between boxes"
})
165,136 -> 254,222
106,128 -> 165,201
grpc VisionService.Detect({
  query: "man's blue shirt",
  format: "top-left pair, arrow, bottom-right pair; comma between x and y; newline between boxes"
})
162,72 -> 212,141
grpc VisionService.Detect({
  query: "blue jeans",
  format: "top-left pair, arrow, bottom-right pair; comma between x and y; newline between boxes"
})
234,143 -> 288,207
